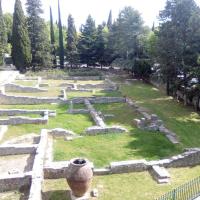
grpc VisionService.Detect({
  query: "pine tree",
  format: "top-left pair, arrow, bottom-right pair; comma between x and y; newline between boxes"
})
0,0 -> 7,64
58,0 -> 64,68
50,6 -> 56,66
95,25 -> 106,68
12,0 -> 31,73
26,0 -> 51,70
78,15 -> 97,66
66,14 -> 78,67
107,10 -> 112,30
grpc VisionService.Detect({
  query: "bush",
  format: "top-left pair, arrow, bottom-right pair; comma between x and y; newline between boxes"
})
68,68 -> 102,77
133,59 -> 152,80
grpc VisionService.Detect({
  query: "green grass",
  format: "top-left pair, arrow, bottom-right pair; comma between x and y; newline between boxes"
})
120,81 -> 200,148
54,102 -> 181,167
0,191 -> 22,200
13,80 -> 38,87
67,90 -> 121,99
0,104 -> 93,142
42,165 -> 200,200
54,132 -> 179,167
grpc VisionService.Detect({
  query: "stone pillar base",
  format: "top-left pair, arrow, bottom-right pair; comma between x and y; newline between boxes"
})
69,191 -> 90,200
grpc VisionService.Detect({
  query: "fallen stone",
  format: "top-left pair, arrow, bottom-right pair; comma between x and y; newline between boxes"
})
91,188 -> 99,197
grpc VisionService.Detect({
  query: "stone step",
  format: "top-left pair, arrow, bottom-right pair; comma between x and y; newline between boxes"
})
150,165 -> 170,184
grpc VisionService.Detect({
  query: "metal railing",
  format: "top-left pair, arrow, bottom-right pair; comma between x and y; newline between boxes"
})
156,176 -> 200,200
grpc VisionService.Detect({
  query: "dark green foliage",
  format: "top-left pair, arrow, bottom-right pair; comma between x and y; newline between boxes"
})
107,10 -> 112,30
50,6 -> 56,65
12,0 -> 31,73
66,14 -> 79,67
95,25 -> 106,67
0,0 -> 7,64
133,59 -> 152,80
58,0 -> 64,68
68,68 -> 102,76
78,15 -> 97,66
26,0 -> 51,69
157,0 -> 200,94
4,13 -> 13,44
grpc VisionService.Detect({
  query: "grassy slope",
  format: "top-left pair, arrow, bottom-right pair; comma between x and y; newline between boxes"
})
120,81 -> 200,148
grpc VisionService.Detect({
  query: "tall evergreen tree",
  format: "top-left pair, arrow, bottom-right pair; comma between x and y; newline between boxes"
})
66,14 -> 78,67
50,6 -> 56,66
95,24 -> 106,68
0,0 -> 7,64
78,15 -> 97,66
158,0 -> 200,94
26,0 -> 51,70
58,0 -> 64,68
12,0 -> 31,73
107,10 -> 112,30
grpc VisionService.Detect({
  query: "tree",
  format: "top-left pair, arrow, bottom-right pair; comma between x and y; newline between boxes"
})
66,14 -> 79,67
58,0 -> 64,68
0,0 -> 7,64
78,15 -> 97,66
157,0 -> 200,94
95,24 -> 106,68
50,6 -> 56,65
107,10 -> 112,30
26,0 -> 51,70
4,13 -> 13,44
12,0 -> 31,73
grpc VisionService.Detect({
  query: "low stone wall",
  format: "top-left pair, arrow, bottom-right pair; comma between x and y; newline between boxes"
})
0,144 -> 37,156
127,98 -> 179,144
0,109 -> 56,116
0,116 -> 48,125
0,125 -> 8,141
0,173 -> 32,192
71,97 -> 126,104
77,83 -> 116,90
84,99 -> 106,127
110,160 -> 148,174
4,83 -> 47,93
28,129 -> 48,200
86,126 -> 127,135
43,75 -> 104,80
0,93 -> 66,105
0,110 -> 56,125
16,76 -> 41,81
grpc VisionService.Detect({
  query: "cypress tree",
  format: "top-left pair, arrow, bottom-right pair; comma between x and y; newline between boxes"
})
0,0 -> 7,64
50,6 -> 56,66
58,0 -> 64,68
107,10 -> 112,30
26,0 -> 51,70
12,0 -> 31,73
66,14 -> 78,67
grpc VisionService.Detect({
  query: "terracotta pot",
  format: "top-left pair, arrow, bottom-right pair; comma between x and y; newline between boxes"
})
66,158 -> 93,197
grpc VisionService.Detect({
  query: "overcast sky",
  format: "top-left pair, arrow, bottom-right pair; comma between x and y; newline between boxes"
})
2,0 -> 200,29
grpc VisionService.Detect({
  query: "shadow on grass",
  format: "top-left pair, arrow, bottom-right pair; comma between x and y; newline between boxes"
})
42,190 -> 70,200
125,130 -> 183,160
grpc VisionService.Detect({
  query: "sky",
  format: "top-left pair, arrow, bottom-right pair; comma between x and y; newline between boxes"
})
2,0 -> 200,29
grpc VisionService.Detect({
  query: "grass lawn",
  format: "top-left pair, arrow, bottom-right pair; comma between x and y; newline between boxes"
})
42,165 -> 200,200
13,80 -> 38,87
0,104 -> 94,142
0,191 -> 22,200
54,102 -> 181,167
67,90 -> 121,99
120,81 -> 200,148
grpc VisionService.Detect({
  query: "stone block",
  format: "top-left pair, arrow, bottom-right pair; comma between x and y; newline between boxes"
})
110,160 -> 148,173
